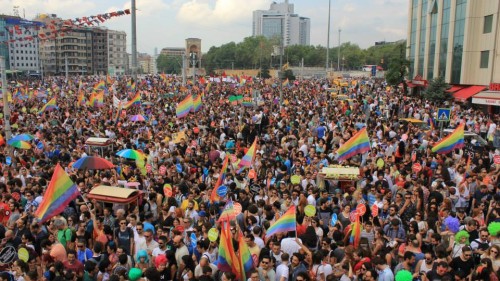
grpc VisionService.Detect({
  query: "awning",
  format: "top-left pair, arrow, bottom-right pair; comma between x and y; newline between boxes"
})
445,85 -> 464,93
472,91 -> 500,106
453,85 -> 486,102
406,82 -> 417,88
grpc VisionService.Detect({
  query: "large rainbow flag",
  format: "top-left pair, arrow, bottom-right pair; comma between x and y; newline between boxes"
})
237,138 -> 257,172
210,156 -> 229,203
266,205 -> 296,237
123,92 -> 141,109
350,216 -> 362,248
217,221 -> 240,278
336,127 -> 371,161
176,94 -> 193,118
94,80 -> 105,91
238,229 -> 254,279
39,97 -> 57,114
218,200 -> 236,222
192,94 -> 202,112
431,123 -> 465,154
35,164 -> 80,223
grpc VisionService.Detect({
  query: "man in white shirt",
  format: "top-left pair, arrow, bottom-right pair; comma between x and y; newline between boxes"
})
275,253 -> 289,281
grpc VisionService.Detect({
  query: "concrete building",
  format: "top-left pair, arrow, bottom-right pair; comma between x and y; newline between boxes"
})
252,0 -> 310,46
92,28 -> 108,75
0,15 -> 42,72
160,47 -> 185,57
407,0 -> 500,87
107,30 -> 127,75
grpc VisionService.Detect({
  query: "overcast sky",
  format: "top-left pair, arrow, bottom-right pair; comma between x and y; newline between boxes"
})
1,0 -> 409,54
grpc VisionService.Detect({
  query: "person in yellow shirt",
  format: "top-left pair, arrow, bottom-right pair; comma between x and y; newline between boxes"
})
180,192 -> 199,211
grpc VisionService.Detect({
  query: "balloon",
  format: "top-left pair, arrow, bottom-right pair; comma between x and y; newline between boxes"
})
304,205 -> 316,217
291,175 -> 301,185
331,213 -> 338,226
208,228 -> 219,242
193,127 -> 200,134
248,169 -> 256,179
190,232 -> 197,248
376,158 -> 385,169
163,184 -> 172,197
18,248 -> 29,262
217,185 -> 228,197
357,203 -> 366,216
371,204 -> 379,217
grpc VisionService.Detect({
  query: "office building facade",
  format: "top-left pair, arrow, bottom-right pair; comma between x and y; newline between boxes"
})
407,0 -> 500,86
253,0 -> 310,46
107,30 -> 127,75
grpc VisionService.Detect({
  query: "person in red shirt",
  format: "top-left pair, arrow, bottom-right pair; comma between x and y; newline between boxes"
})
63,250 -> 84,278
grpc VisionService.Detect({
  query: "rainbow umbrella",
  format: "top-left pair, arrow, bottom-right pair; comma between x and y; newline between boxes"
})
11,133 -> 35,141
72,156 -> 115,170
7,140 -> 31,149
130,114 -> 146,122
116,149 -> 145,160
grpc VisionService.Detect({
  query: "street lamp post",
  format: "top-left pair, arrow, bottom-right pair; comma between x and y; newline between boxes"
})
279,40 -> 283,110
338,29 -> 341,72
326,0 -> 331,72
190,52 -> 197,84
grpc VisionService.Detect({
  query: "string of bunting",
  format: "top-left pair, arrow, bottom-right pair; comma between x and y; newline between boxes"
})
0,9 -> 131,45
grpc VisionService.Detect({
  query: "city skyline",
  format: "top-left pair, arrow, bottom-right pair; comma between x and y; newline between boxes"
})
0,0 -> 409,54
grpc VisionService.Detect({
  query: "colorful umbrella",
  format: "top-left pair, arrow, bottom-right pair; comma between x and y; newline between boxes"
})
130,114 -> 146,122
11,134 -> 35,141
71,156 -> 115,170
116,149 -> 145,160
7,140 -> 31,149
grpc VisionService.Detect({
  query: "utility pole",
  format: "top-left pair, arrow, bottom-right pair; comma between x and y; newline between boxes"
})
326,0 -> 331,72
65,53 -> 68,82
0,57 -> 12,142
338,29 -> 341,72
182,54 -> 186,86
131,0 -> 138,81
190,52 -> 196,84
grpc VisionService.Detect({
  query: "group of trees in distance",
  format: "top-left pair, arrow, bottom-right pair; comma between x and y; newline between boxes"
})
156,36 -> 408,78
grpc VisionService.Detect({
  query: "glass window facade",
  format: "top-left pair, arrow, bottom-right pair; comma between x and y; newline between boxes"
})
438,0 -> 451,77
417,0 -> 428,76
409,0 -> 419,79
480,50 -> 489,68
427,1 -> 438,79
451,0 -> 467,84
483,15 -> 493,34
262,18 -> 283,39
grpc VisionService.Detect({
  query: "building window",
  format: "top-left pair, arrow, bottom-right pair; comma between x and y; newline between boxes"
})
483,15 -> 493,34
480,51 -> 489,68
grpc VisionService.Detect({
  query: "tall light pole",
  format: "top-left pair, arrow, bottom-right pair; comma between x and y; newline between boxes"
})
338,28 -> 341,72
279,39 -> 283,110
190,52 -> 197,84
326,0 -> 331,72
131,0 -> 138,81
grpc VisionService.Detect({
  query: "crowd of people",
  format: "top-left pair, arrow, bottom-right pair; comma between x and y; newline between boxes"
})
0,73 -> 499,281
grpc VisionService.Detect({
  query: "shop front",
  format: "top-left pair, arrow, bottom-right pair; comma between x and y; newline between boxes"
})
471,83 -> 500,114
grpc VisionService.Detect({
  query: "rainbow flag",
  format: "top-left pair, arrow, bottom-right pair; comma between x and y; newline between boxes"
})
39,97 -> 57,114
160,73 -> 168,83
123,92 -> 141,109
238,138 -> 257,172
34,164 -> 80,223
106,75 -> 113,85
127,80 -> 136,92
238,229 -> 254,279
94,80 -> 105,91
210,156 -> 229,203
336,127 -> 371,161
218,200 -> 236,222
176,94 -> 193,118
431,123 -> 465,154
282,78 -> 289,87
192,94 -> 202,112
88,92 -> 104,107
428,117 -> 436,131
350,216 -> 362,248
0,135 -> 5,146
77,90 -> 85,106
217,221 -> 240,277
242,97 -> 253,107
265,205 -> 296,237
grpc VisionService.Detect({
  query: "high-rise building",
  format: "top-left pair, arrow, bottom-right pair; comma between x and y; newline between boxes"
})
253,0 -> 310,46
92,28 -> 108,75
107,30 -> 127,75
407,0 -> 500,87
0,15 -> 42,72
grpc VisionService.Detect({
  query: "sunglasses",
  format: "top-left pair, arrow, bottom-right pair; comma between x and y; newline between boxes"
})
144,235 -> 152,238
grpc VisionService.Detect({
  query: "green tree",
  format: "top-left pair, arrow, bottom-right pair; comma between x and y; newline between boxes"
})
258,64 -> 271,79
156,54 -> 182,74
422,76 -> 451,102
283,69 -> 295,80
